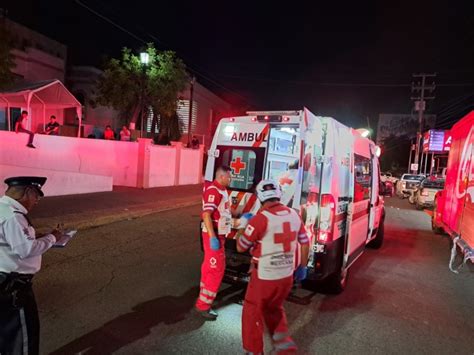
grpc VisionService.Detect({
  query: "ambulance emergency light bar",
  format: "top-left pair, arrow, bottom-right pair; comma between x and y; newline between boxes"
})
229,115 -> 290,123
245,110 -> 300,123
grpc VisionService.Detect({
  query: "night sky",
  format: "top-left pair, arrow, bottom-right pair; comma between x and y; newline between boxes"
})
3,0 -> 474,129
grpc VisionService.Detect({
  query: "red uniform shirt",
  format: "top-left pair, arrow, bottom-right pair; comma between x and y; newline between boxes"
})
238,202 -> 309,261
202,181 -> 231,233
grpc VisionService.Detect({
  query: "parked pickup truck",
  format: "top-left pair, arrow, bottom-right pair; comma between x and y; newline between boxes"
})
409,178 -> 445,209
396,174 -> 425,198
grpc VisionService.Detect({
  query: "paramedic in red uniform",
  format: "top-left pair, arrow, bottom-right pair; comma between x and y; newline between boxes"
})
236,179 -> 310,354
195,166 -> 232,320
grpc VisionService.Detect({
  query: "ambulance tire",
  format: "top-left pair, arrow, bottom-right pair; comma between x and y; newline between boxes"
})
367,216 -> 384,249
324,267 -> 349,294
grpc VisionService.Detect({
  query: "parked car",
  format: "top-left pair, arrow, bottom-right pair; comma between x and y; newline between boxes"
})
409,178 -> 445,209
396,174 -> 425,198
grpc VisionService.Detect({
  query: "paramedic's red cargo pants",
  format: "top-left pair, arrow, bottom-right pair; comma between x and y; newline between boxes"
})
242,268 -> 297,354
195,232 -> 226,311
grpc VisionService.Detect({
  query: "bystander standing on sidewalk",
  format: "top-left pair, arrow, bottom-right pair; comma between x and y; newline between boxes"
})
15,111 -> 36,148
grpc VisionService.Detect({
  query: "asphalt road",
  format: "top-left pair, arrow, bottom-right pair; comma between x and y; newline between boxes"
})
35,197 -> 474,354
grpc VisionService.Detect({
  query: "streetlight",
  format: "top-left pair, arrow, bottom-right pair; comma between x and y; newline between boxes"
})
139,52 -> 149,138
356,128 -> 372,138
140,52 -> 149,65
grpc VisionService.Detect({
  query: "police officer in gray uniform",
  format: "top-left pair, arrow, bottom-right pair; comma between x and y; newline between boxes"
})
0,176 -> 61,355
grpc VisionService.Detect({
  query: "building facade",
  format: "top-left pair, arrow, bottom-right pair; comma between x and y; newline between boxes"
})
3,17 -> 67,83
376,113 -> 436,144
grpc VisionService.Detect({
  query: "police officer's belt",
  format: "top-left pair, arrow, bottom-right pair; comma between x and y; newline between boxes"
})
0,272 -> 34,290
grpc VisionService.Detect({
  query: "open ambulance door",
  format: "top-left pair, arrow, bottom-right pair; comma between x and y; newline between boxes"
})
263,123 -> 302,209
346,137 -> 372,267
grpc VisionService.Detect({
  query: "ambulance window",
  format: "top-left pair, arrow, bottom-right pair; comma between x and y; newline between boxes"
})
265,125 -> 300,206
354,154 -> 372,202
219,148 -> 260,191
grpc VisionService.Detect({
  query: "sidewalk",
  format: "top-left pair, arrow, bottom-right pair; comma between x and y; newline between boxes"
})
30,184 -> 202,232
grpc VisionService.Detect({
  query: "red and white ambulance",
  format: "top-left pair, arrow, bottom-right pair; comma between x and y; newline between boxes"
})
432,111 -> 474,270
205,109 -> 386,293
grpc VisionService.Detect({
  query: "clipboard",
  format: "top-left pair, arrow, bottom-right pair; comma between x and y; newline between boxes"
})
52,230 -> 77,248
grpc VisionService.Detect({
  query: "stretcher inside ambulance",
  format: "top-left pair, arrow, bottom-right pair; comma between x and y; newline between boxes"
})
205,109 -> 385,293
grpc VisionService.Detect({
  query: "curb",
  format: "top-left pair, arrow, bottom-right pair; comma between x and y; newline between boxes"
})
35,198 -> 201,232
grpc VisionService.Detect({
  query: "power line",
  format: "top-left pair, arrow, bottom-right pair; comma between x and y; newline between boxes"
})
214,74 -> 474,88
75,0 -> 146,44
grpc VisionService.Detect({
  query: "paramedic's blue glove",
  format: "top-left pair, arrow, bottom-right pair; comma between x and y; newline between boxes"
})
241,213 -> 254,221
210,236 -> 220,251
294,266 -> 308,282
239,213 -> 254,229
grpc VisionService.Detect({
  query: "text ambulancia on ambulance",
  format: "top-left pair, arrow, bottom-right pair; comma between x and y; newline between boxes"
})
204,109 -> 386,293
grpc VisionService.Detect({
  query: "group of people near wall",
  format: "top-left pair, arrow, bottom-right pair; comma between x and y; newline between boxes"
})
15,111 -> 61,149
102,125 -> 131,141
16,113 -> 202,148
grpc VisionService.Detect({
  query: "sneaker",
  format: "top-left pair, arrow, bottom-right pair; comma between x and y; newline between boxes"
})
26,144 -> 36,149
194,307 -> 218,320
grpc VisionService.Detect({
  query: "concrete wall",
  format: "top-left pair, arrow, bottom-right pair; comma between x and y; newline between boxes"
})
148,145 -> 177,187
0,164 -> 113,197
0,131 -> 203,196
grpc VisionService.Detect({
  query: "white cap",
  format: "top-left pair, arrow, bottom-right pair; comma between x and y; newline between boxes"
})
256,179 -> 282,203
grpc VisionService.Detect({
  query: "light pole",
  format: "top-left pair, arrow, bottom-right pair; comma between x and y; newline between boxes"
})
139,52 -> 149,138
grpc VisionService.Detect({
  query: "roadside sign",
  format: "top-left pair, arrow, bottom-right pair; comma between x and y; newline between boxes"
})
411,163 -> 419,171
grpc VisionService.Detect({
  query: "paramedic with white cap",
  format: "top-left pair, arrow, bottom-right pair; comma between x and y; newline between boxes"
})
236,179 -> 309,354
0,176 -> 61,355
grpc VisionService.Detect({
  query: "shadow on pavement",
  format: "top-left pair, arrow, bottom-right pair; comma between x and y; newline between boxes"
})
50,286 -> 203,355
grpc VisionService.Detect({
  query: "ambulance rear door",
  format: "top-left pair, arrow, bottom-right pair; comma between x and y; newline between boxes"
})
210,119 -> 270,220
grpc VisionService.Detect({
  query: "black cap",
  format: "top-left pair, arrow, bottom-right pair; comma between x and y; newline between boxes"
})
4,176 -> 47,197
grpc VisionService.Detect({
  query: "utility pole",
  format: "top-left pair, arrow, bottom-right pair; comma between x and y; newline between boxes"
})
408,139 -> 414,173
411,73 -> 436,173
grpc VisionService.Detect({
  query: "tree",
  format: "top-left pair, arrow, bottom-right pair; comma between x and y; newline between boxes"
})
0,23 -> 15,89
96,44 -> 188,140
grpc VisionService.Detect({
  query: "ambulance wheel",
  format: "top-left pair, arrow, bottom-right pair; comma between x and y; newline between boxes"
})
367,217 -> 384,249
325,267 -> 348,294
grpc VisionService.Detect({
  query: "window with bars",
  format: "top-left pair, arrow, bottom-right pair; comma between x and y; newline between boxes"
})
145,106 -> 159,133
177,100 -> 198,133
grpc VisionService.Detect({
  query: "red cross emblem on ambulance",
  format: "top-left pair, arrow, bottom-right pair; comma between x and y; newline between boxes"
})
230,157 -> 246,174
